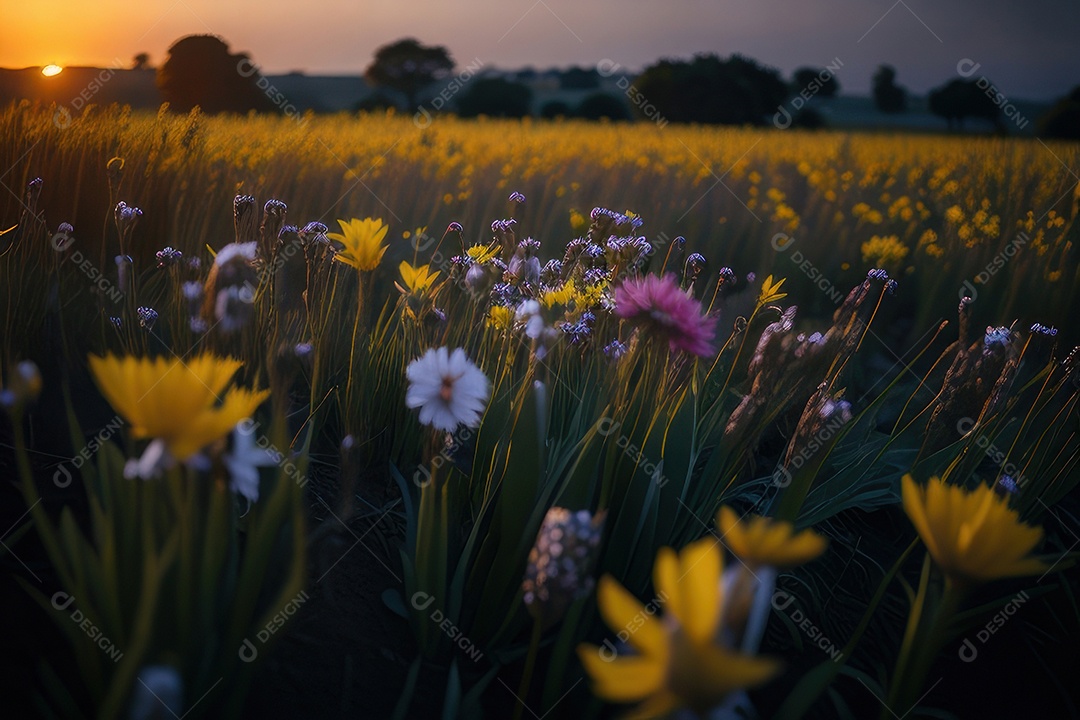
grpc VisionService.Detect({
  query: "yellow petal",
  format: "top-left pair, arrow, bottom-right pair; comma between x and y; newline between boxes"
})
597,575 -> 667,658
902,475 -> 940,561
717,506 -> 826,568
622,692 -> 680,720
904,475 -> 1048,583
676,537 -> 722,644
88,354 -> 266,461
717,506 -> 739,539
780,529 -> 828,566
686,639 -> 781,698
400,261 -> 418,288
577,645 -> 665,702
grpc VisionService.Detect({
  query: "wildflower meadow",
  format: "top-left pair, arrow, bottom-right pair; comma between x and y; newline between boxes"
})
1,99 -> 1078,720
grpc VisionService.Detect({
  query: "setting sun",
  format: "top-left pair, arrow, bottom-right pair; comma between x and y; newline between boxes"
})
41,64 -> 63,77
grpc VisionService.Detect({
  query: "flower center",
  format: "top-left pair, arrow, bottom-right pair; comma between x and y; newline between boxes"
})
439,376 -> 455,402
649,309 -> 673,327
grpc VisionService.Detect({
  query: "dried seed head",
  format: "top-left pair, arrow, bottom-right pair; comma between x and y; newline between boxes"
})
684,252 -> 706,286
137,306 -> 159,331
233,194 -> 258,243
114,202 -> 143,233
156,246 -> 183,268
540,259 -> 563,285
26,177 -> 43,207
260,199 -> 288,255
299,221 -> 328,242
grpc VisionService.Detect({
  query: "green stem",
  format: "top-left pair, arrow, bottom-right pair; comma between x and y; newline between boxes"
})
345,274 -> 363,404
885,560 -> 967,719
512,618 -> 544,720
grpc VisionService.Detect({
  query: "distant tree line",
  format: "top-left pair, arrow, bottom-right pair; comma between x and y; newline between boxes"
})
151,34 -> 1080,138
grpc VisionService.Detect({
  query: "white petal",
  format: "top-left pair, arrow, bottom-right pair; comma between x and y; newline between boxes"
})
124,439 -> 172,480
406,346 -> 490,431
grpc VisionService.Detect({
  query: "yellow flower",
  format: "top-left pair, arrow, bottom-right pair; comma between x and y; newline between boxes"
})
88,354 -> 268,460
327,217 -> 389,271
486,305 -> 515,330
465,242 -> 501,265
861,235 -> 909,268
576,281 -> 607,307
541,279 -> 577,308
757,274 -> 787,306
570,209 -> 588,233
717,506 -> 827,568
577,537 -> 780,717
901,475 -> 1048,584
398,261 -> 440,293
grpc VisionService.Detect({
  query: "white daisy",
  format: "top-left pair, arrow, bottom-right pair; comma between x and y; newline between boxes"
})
123,438 -> 173,480
225,422 -> 279,503
406,347 -> 490,432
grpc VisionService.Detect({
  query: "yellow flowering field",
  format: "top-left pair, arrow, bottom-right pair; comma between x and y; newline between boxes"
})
2,101 -> 1079,719
2,103 -> 1076,332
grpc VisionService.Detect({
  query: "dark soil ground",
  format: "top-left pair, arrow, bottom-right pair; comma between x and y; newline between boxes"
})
243,470 -> 424,720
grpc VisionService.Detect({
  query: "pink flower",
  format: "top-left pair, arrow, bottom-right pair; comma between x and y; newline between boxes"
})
615,273 -> 717,356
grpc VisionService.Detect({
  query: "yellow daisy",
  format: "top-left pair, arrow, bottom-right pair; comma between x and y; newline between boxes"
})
465,242 -> 501,265
578,537 -> 780,718
398,261 -> 440,294
88,354 -> 269,460
327,217 -> 389,271
757,275 -> 788,306
902,475 -> 1047,584
717,506 -> 827,569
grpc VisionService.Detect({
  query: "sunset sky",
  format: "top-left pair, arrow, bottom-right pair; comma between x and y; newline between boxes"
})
3,0 -> 1076,99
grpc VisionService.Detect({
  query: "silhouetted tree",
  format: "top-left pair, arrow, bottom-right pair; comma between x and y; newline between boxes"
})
540,100 -> 572,119
132,53 -> 151,70
872,65 -> 907,113
928,78 -> 1003,131
560,67 -> 600,90
791,67 -> 839,97
157,35 -> 274,113
791,108 -> 826,129
364,38 -> 454,110
576,93 -> 631,120
1039,86 -> 1080,140
456,78 -> 532,118
634,53 -> 787,125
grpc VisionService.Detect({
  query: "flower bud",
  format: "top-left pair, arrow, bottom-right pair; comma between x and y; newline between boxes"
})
522,507 -> 606,629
